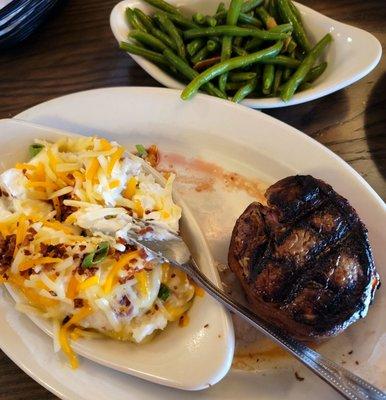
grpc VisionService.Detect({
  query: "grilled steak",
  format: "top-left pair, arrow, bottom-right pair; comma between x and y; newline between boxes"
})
228,175 -> 380,340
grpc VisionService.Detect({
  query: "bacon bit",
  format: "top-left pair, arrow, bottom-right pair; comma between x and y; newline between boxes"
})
0,234 -> 16,274
76,266 -> 98,277
171,273 -> 176,278
115,295 -> 132,316
137,226 -> 153,235
154,303 -> 159,311
73,298 -> 84,308
22,230 -> 35,246
144,145 -> 159,168
27,227 -> 37,235
119,295 -> 131,307
138,247 -> 147,259
118,274 -> 135,284
52,194 -> 76,222
40,243 -> 67,258
52,197 -> 62,220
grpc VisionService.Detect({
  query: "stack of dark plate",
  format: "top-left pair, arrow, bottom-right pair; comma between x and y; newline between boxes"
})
0,0 -> 61,49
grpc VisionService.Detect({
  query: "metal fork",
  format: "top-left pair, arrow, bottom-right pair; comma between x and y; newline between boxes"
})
127,231 -> 386,400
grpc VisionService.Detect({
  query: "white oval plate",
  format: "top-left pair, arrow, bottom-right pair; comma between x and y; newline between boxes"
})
0,117 -> 235,391
110,0 -> 382,109
1,87 -> 384,400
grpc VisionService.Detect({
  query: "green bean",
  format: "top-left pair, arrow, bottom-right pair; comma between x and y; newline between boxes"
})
133,8 -> 154,27
120,42 -> 168,67
125,7 -> 146,31
219,0 -> 244,92
256,6 -> 277,29
298,81 -> 312,91
229,71 -> 257,81
288,0 -> 302,23
215,11 -> 262,27
163,49 -> 226,98
191,46 -> 210,64
262,64 -> 275,94
280,33 -> 332,101
241,0 -> 264,13
286,38 -> 297,53
226,81 -> 248,91
216,2 -> 226,14
133,8 -> 154,30
245,37 -> 264,51
162,11 -> 198,29
193,12 -> 206,25
206,16 -> 218,27
268,0 -> 280,21
283,67 -> 291,81
134,8 -> 177,50
181,41 -> 283,99
273,67 -> 283,94
233,46 -> 248,56
128,30 -> 168,52
234,36 -> 243,47
268,23 -> 292,33
154,12 -> 185,59
142,0 -> 181,15
186,39 -> 205,56
277,0 -> 311,52
207,39 -> 219,52
232,77 -> 258,102
238,13 -> 263,26
184,26 -> 290,40
263,55 -> 300,67
305,61 -> 327,82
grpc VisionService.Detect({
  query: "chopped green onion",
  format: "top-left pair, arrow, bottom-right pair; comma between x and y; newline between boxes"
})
158,283 -> 170,301
135,144 -> 148,158
29,143 -> 44,158
82,242 -> 110,268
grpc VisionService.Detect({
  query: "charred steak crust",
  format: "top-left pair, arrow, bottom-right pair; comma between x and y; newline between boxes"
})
228,175 -> 380,340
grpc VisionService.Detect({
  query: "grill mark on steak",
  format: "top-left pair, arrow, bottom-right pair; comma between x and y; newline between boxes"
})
228,175 -> 380,340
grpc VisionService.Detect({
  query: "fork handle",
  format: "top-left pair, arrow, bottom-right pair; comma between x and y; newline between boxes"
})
184,259 -> 386,400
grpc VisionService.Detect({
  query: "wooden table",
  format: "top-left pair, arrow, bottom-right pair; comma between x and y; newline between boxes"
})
0,1 -> 384,398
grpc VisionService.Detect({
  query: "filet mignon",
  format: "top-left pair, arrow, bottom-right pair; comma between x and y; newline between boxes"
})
228,175 -> 380,340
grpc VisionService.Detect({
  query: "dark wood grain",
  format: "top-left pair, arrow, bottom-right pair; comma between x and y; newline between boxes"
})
0,0 -> 384,398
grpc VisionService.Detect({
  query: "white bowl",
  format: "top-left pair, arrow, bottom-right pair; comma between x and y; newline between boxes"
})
0,117 -> 235,391
110,0 -> 382,109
